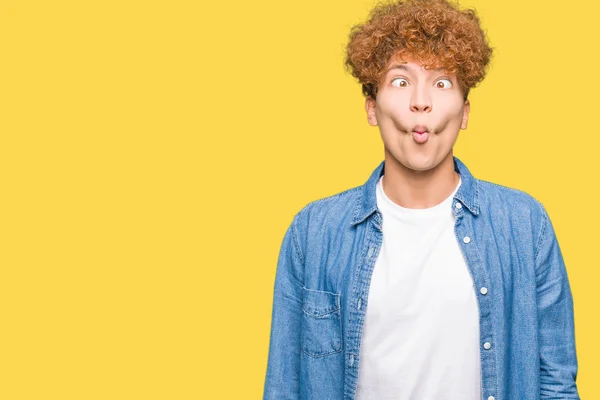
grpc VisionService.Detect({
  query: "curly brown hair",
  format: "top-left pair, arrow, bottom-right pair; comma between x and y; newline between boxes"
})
345,0 -> 494,100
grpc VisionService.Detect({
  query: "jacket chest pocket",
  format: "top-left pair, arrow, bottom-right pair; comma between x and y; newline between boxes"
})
301,287 -> 343,358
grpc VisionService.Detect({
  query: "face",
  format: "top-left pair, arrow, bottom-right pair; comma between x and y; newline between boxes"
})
365,57 -> 470,173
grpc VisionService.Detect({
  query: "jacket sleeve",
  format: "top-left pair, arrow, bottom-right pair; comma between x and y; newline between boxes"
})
263,215 -> 305,400
535,204 -> 580,399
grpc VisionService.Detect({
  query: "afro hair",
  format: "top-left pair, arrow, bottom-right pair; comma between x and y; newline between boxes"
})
345,0 -> 494,100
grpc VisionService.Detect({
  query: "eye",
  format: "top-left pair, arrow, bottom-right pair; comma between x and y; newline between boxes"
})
435,78 -> 453,89
391,77 -> 408,87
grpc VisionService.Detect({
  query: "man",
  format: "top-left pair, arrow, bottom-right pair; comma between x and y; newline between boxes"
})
263,0 -> 579,399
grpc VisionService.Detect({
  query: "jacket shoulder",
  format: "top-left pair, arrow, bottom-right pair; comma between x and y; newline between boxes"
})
477,179 -> 544,211
294,185 -> 362,223
476,179 -> 549,238
289,185 -> 362,252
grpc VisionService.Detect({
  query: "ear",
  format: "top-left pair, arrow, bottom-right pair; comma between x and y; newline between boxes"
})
460,99 -> 470,130
365,96 -> 378,126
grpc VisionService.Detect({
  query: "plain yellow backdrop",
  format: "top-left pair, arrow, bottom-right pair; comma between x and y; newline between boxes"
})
0,0 -> 596,398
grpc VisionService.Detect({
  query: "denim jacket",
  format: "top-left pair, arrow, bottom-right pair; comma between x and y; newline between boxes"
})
263,156 -> 579,400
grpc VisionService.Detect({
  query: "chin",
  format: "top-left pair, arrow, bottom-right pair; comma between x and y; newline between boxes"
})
401,154 -> 440,171
406,162 -> 438,172
385,145 -> 450,172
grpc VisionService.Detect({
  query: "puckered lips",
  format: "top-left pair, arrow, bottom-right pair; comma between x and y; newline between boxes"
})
412,124 -> 430,144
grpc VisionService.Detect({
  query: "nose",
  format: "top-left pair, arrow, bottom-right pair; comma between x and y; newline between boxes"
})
410,87 -> 432,113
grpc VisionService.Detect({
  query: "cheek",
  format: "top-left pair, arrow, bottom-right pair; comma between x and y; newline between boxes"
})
438,101 -> 465,120
376,96 -> 409,119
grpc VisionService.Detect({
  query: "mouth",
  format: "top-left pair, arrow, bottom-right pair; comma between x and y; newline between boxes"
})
412,124 -> 430,134
411,125 -> 430,144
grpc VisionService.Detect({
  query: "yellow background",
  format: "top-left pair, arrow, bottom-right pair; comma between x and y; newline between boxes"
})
0,0 -> 596,398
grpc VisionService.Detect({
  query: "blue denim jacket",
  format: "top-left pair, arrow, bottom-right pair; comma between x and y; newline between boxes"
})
263,156 -> 579,400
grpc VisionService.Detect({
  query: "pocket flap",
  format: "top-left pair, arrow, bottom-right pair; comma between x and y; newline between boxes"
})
301,287 -> 340,317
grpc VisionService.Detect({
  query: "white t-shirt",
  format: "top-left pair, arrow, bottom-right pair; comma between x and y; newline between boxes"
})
356,175 -> 481,400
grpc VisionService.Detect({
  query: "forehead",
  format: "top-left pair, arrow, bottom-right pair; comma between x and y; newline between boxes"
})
384,51 -> 454,72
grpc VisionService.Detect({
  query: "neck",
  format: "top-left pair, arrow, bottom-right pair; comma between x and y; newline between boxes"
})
381,151 -> 459,209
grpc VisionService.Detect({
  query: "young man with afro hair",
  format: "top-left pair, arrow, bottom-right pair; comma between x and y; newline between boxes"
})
263,0 -> 580,399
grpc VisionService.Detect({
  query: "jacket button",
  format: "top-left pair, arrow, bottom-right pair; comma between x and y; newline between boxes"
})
488,396 -> 495,400
455,202 -> 462,209
480,287 -> 488,295
483,342 -> 491,350
463,236 -> 471,243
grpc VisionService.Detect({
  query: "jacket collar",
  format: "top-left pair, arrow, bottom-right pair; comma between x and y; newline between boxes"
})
351,155 -> 480,226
